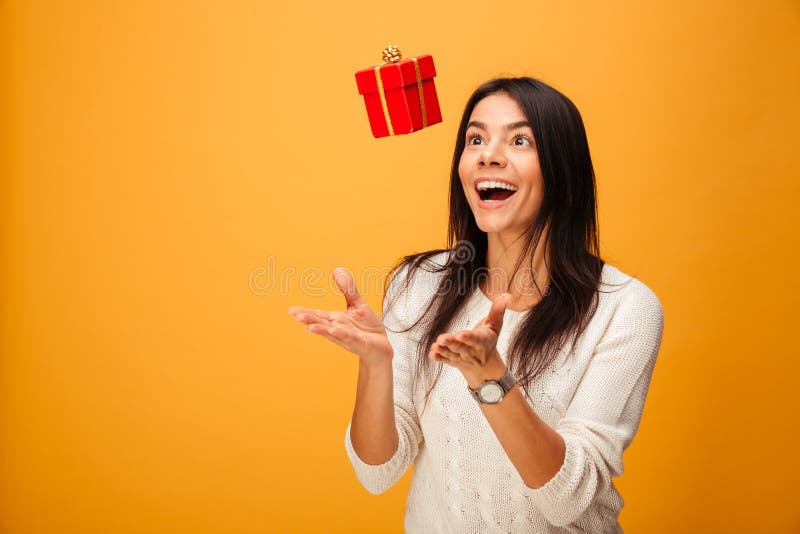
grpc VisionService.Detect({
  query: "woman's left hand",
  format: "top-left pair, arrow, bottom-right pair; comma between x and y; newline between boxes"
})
428,292 -> 513,383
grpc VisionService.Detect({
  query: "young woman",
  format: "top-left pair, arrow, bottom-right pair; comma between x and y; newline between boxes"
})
289,77 -> 664,533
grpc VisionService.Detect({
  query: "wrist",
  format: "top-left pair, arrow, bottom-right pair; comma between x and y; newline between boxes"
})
463,352 -> 507,389
358,343 -> 394,371
358,356 -> 393,374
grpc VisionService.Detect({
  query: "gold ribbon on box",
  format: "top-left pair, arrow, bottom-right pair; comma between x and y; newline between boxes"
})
373,45 -> 429,136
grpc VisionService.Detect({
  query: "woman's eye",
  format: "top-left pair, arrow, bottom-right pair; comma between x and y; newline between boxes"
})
514,135 -> 532,146
467,134 -> 483,145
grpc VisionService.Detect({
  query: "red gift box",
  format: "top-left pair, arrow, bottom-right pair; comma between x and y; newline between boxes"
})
355,46 -> 442,138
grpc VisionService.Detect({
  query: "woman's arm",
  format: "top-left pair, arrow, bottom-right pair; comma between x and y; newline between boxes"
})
461,355 -> 566,489
343,334 -> 423,494
349,358 -> 399,464
433,282 -> 664,526
343,264 -> 423,493
289,266 -> 420,492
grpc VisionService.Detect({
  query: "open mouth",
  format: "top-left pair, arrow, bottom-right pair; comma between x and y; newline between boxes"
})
477,187 -> 517,202
475,181 -> 517,202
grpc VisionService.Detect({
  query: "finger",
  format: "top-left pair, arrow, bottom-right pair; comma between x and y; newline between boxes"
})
436,333 -> 454,345
442,342 -> 481,365
429,351 -> 448,364
326,324 -> 364,345
454,331 -> 476,344
295,314 -> 332,327
437,333 -> 460,351
428,343 -> 451,363
436,334 -> 474,360
485,293 -> 512,333
332,268 -> 366,310
455,331 -> 493,356
437,344 -> 464,363
289,307 -> 333,326
289,306 -> 331,319
307,323 -> 360,351
443,335 -> 471,353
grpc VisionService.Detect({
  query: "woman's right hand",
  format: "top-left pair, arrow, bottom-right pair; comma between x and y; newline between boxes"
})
288,267 -> 393,367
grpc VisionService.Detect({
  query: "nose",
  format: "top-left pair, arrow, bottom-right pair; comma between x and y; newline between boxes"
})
478,140 -> 507,167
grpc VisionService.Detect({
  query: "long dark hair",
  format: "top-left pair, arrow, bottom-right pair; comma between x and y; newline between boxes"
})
383,77 -> 622,408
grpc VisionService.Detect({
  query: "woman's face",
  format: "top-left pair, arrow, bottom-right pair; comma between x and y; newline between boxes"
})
458,92 -> 544,237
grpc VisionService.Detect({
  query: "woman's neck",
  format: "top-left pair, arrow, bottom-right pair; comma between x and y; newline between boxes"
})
481,226 -> 550,312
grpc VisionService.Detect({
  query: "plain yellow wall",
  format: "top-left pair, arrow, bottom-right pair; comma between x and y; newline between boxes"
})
2,1 -> 798,532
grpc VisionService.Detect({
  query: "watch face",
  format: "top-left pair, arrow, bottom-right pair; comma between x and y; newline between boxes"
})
479,383 -> 504,404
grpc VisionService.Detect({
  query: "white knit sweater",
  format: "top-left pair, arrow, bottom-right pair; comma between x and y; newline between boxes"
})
344,251 -> 665,533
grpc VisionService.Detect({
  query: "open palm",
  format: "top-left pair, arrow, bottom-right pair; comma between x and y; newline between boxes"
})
429,292 -> 512,372
288,267 -> 393,365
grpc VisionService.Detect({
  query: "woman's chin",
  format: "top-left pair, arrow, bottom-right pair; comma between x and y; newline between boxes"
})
474,216 -> 534,237
476,220 -> 512,234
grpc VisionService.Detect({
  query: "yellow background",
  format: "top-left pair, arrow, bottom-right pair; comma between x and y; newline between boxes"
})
2,1 -> 798,532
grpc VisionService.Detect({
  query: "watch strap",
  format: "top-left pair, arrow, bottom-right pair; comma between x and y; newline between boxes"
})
497,368 -> 516,392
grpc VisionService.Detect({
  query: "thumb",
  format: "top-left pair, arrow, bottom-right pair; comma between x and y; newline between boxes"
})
485,293 -> 512,333
333,267 -> 365,309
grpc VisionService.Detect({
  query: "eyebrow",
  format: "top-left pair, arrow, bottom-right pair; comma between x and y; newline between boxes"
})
466,120 -> 533,131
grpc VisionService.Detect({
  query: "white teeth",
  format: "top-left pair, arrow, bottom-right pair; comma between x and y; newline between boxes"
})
476,180 -> 518,192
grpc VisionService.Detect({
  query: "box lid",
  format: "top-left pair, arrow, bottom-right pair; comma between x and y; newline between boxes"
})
355,55 -> 437,95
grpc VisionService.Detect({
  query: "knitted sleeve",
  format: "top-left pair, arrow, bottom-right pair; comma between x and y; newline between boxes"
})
343,263 -> 424,494
522,281 -> 665,527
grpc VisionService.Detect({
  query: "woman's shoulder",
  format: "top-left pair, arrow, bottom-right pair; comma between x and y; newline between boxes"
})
382,249 -> 452,324
387,250 -> 451,294
598,262 -> 664,324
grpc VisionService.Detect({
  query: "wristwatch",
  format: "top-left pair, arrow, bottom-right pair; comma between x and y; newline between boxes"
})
468,368 -> 516,404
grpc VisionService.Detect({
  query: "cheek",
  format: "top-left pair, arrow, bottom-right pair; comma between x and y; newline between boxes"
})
518,162 -> 545,210
520,160 -> 544,191
458,155 -> 471,191
524,181 -> 545,208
